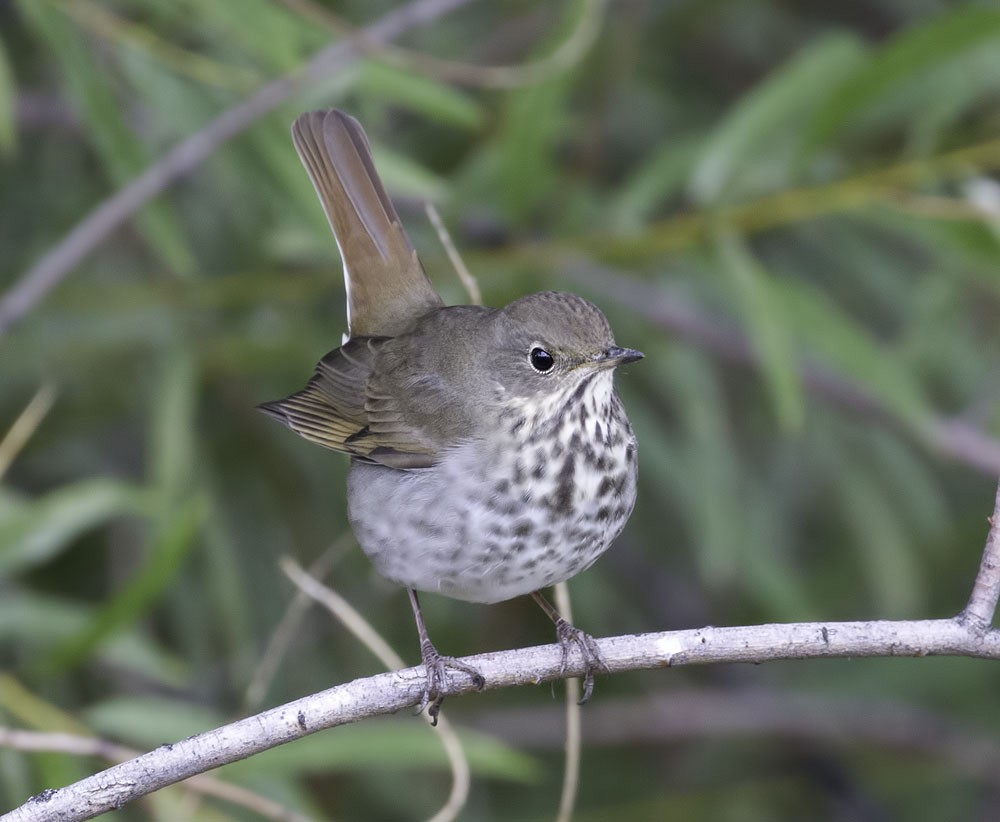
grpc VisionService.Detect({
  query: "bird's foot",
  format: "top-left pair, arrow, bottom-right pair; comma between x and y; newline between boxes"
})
553,618 -> 609,704
417,640 -> 485,725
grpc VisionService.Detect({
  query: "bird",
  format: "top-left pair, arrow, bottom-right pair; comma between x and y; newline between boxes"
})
260,109 -> 641,721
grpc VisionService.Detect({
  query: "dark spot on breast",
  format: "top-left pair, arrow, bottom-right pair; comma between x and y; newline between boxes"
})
513,520 -> 534,537
598,472 -> 628,498
569,374 -> 594,406
413,518 -> 445,538
594,421 -> 603,441
551,452 -> 576,515
512,541 -> 527,553
513,459 -> 525,484
511,415 -> 526,434
596,505 -> 612,522
494,479 -> 511,495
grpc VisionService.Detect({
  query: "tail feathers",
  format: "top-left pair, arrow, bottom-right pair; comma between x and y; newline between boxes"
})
292,110 -> 442,338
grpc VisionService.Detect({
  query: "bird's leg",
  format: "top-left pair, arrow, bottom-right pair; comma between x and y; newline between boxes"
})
408,589 -> 485,725
530,590 -> 609,704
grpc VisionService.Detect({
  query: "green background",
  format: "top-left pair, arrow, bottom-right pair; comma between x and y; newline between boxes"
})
3,0 -> 1000,819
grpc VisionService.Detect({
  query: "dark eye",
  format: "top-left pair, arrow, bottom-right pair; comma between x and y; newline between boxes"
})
529,347 -> 555,373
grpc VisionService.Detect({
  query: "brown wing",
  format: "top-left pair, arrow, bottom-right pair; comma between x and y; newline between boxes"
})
292,110 -> 443,338
258,337 -> 439,469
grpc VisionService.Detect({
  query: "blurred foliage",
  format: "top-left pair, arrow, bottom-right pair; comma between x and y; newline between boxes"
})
3,0 -> 1000,819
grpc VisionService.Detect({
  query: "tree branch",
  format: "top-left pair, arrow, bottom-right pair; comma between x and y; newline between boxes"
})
4,614 -> 1000,822
962,481 -> 1000,628
5,492 -> 998,822
0,0 -> 472,339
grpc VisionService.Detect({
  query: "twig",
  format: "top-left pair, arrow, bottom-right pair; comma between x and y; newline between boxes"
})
6,614 -> 1000,822
7,484 -> 1000,822
0,385 -> 56,481
552,582 -> 581,822
568,264 -> 1000,477
243,535 -> 352,711
280,558 -> 470,822
962,481 -> 1000,628
585,135 -> 1000,262
425,203 -> 482,305
0,0 -> 472,339
0,728 -> 311,822
281,0 -> 605,89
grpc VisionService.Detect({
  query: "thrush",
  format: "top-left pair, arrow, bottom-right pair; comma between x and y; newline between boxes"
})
261,109 -> 641,720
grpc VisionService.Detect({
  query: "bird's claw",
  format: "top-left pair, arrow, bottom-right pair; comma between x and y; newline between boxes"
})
554,618 -> 609,704
417,641 -> 485,725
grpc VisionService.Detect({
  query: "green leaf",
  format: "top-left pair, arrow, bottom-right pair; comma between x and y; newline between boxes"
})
492,0 -> 592,223
0,592 -> 188,687
18,1 -> 195,275
369,145 -> 448,203
716,231 -> 805,431
0,480 -> 149,577
151,344 -> 198,506
832,455 -> 924,617
691,33 -> 867,204
0,33 -> 16,155
179,0 -> 319,71
358,62 -> 486,130
771,275 -> 930,432
37,495 -> 206,673
808,7 -> 1000,149
655,345 -> 743,589
611,132 -> 703,230
83,695 -> 227,746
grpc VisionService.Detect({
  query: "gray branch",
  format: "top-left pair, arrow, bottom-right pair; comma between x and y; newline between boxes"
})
4,614 -> 1000,821
4,491 -> 998,822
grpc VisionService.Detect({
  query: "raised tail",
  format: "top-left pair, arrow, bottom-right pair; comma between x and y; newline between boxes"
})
292,109 -> 443,338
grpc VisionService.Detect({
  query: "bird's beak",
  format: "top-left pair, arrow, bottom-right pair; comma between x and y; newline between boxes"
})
593,346 -> 644,369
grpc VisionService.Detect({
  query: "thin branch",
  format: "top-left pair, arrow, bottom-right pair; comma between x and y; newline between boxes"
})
243,535 -> 352,712
280,558 -> 470,822
425,203 -> 482,305
5,615 -> 1000,822
0,728 -> 311,822
552,582 -> 581,822
281,0 -> 605,89
568,264 -> 1000,477
962,480 -> 1000,628
0,385 -> 56,481
0,0 -> 472,339
584,135 -> 1000,262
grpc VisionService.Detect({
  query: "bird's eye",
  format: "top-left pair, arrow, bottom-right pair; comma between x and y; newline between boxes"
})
529,347 -> 555,373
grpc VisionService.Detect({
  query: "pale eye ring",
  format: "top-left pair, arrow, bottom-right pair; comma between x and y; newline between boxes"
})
529,346 -> 555,373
